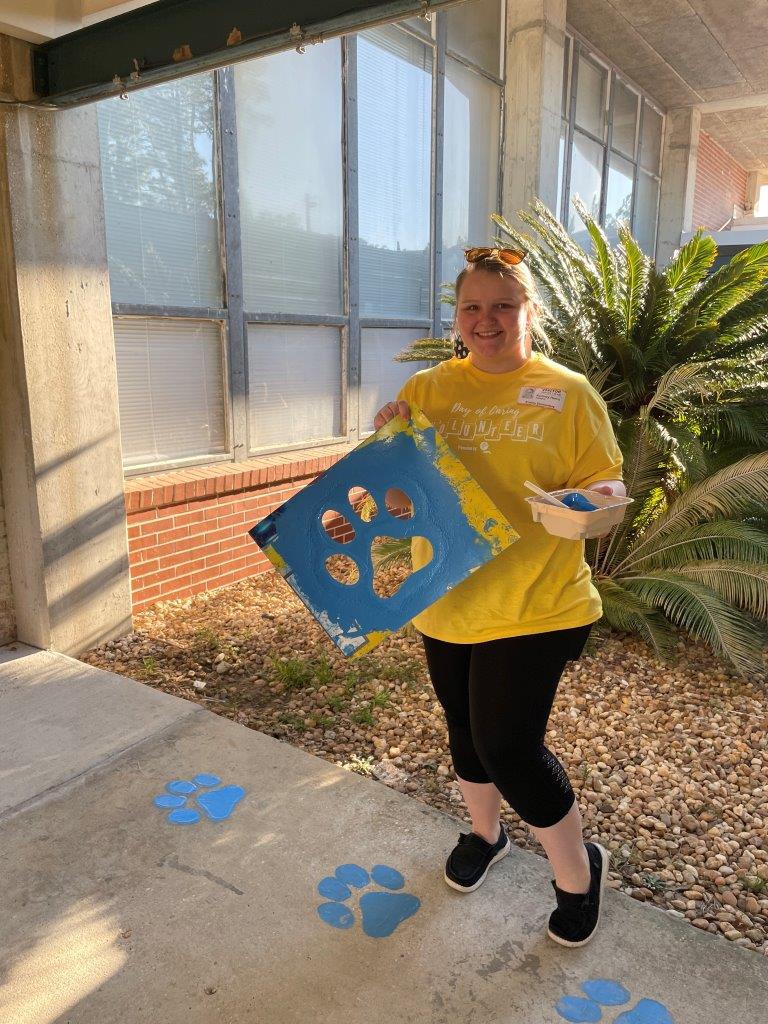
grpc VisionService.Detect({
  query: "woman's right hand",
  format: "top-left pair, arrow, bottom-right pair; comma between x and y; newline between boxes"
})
373,400 -> 411,431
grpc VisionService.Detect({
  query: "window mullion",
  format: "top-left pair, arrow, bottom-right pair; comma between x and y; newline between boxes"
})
216,66 -> 249,460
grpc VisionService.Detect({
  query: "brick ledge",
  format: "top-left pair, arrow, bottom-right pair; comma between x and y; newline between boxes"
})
124,441 -> 355,513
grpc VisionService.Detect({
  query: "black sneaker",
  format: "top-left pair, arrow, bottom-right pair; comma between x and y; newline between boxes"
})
444,824 -> 510,892
547,842 -> 609,947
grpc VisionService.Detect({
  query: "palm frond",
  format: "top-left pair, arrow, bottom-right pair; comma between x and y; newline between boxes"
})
663,230 -> 717,305
670,560 -> 768,621
619,519 -> 768,571
371,538 -> 412,573
625,452 -> 768,558
595,577 -> 676,657
622,572 -> 766,676
395,337 -> 453,363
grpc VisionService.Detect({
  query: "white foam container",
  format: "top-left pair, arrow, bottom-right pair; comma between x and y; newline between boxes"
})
525,488 -> 633,540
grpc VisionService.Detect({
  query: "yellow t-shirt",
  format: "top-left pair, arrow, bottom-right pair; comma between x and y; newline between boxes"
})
397,351 -> 623,643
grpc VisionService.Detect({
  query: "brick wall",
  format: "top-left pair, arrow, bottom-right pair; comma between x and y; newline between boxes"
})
125,446 -> 354,612
693,131 -> 749,231
0,468 -> 15,645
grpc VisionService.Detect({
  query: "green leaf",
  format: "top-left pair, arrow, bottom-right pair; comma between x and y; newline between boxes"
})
671,560 -> 768,621
622,572 -> 766,676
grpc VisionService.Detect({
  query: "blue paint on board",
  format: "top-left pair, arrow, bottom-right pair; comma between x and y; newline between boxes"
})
316,863 -> 420,938
153,775 -> 245,825
248,404 -> 519,658
555,981 -> 673,1024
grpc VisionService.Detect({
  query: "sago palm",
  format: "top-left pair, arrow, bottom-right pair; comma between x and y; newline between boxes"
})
390,200 -> 768,677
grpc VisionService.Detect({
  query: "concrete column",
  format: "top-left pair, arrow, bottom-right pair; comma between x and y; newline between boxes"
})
501,0 -> 566,226
656,105 -> 701,265
0,34 -> 132,655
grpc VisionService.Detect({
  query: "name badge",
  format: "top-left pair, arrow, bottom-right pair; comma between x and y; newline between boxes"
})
518,386 -> 566,412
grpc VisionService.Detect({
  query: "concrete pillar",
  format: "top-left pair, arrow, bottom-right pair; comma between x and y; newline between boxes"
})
0,34 -> 132,655
501,0 -> 566,225
656,106 -> 701,265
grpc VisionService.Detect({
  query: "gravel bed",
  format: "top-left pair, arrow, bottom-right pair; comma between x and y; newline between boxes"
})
81,572 -> 768,956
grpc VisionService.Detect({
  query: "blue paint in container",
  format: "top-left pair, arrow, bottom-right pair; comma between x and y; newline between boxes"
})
560,492 -> 598,512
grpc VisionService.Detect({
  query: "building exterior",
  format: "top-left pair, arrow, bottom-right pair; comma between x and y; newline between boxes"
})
1,0 -> 767,653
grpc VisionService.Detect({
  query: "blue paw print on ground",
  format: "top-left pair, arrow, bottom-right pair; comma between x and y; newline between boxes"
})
316,864 -> 420,938
556,980 -> 673,1024
153,773 -> 245,825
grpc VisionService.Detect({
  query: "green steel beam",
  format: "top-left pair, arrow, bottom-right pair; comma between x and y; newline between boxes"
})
33,0 -> 458,106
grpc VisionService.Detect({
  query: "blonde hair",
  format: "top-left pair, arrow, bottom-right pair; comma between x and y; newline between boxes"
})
452,254 -> 545,353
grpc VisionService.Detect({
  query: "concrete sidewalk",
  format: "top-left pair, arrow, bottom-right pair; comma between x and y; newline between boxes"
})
1,642 -> 766,1024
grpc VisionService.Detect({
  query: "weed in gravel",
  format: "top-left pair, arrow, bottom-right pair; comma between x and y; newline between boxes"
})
141,656 -> 157,678
352,705 -> 375,726
193,628 -> 220,650
313,656 -> 334,687
327,694 -> 345,712
315,715 -> 335,729
639,872 -> 666,893
271,657 -> 314,689
371,690 -> 391,708
340,754 -> 376,776
277,712 -> 308,732
741,875 -> 767,894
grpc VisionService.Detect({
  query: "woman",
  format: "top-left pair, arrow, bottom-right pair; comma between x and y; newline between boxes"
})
373,248 -> 625,948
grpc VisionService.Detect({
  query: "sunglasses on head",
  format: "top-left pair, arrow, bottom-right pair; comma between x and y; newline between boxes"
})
464,246 -> 527,267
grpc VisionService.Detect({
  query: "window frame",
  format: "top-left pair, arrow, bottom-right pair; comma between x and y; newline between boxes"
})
106,11 -> 506,474
560,30 -> 664,255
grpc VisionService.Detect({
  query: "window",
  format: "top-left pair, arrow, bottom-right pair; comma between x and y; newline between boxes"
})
360,329 -> 431,432
442,56 -> 501,309
559,36 -> 664,256
99,75 -> 221,307
114,318 -> 227,469
247,325 -> 342,448
446,0 -> 503,77
235,42 -> 344,316
357,27 -> 433,319
97,8 -> 505,471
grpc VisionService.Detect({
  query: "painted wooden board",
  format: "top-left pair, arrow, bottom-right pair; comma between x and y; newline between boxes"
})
248,404 -> 519,658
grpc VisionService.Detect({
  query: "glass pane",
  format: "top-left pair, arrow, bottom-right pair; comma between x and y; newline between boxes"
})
575,54 -> 607,140
361,329 -> 431,432
567,131 -> 604,245
358,26 -> 432,319
605,153 -> 634,244
611,78 -> 638,159
403,15 -> 434,37
640,104 -> 663,173
446,0 -> 502,76
247,325 -> 341,448
634,171 -> 660,256
236,42 -> 344,315
98,75 -> 220,307
557,121 -> 567,222
442,57 -> 501,315
114,318 -> 226,468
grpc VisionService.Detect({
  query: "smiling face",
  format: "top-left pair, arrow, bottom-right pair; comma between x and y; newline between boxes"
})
455,270 -> 532,373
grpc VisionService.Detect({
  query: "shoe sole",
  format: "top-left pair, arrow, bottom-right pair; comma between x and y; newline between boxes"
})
547,842 -> 610,948
443,834 -> 511,893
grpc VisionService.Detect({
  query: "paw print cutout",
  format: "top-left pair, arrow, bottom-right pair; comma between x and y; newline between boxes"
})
555,979 -> 673,1023
153,773 -> 245,825
316,863 -> 420,938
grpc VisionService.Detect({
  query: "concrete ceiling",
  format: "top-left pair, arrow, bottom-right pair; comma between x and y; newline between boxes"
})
567,0 -> 768,170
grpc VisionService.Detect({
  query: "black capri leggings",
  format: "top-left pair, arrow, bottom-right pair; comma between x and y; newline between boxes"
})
420,624 -> 592,829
